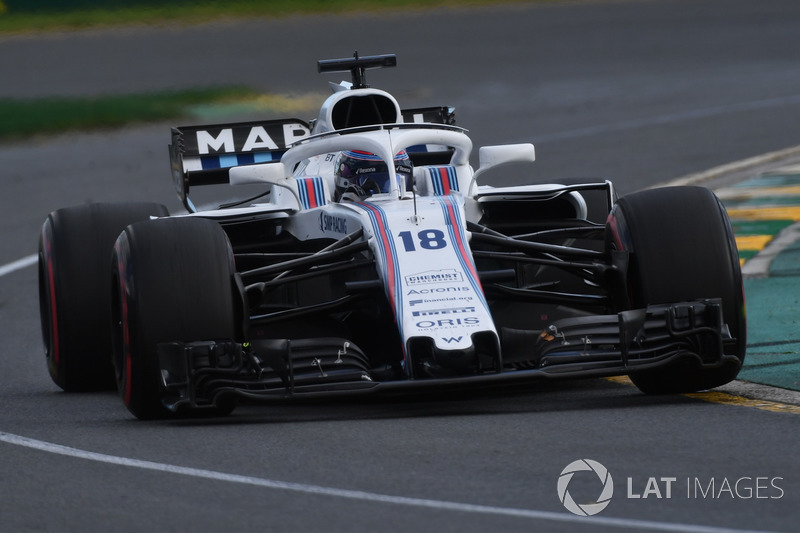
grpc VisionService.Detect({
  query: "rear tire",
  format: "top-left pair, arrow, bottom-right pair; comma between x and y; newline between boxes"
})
606,186 -> 746,393
111,217 -> 241,419
38,202 -> 169,391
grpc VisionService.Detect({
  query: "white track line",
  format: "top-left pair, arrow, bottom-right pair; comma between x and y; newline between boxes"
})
660,144 -> 800,189
0,253 -> 37,278
1,150 -> 795,533
0,431 -> 777,533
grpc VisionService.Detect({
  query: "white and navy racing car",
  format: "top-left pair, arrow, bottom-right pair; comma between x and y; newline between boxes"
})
38,53 -> 746,419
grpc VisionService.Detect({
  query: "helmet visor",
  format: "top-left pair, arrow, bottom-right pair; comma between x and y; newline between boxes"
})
336,150 -> 412,200
351,172 -> 394,196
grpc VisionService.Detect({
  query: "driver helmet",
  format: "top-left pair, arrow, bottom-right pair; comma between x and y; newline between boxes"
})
334,150 -> 413,202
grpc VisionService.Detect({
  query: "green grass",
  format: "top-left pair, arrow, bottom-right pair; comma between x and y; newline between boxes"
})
0,0 -> 510,33
0,0 -> 534,138
0,87 -> 260,141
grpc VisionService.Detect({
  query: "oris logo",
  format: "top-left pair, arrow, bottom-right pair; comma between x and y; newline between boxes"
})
414,317 -> 480,329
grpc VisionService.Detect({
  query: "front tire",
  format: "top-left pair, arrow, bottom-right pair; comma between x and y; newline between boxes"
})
112,217 -> 241,419
38,202 -> 169,391
606,186 -> 746,393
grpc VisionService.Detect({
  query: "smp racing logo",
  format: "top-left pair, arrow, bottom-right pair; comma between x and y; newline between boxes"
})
318,212 -> 348,234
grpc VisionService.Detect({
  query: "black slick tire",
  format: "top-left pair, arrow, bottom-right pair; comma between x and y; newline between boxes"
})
111,217 -> 240,419
38,202 -> 169,392
606,186 -> 746,393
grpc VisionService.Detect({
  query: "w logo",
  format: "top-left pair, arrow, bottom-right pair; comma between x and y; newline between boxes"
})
441,336 -> 463,343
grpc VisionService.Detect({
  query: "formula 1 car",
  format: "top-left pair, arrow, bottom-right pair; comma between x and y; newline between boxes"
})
38,53 -> 746,419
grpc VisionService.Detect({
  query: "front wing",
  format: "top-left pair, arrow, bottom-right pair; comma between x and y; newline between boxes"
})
156,298 -> 738,412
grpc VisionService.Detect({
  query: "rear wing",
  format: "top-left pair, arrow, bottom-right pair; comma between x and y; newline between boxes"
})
169,107 -> 457,212
169,118 -> 311,212
401,106 -> 457,166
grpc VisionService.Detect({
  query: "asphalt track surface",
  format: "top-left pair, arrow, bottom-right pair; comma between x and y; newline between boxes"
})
2,1 -> 800,531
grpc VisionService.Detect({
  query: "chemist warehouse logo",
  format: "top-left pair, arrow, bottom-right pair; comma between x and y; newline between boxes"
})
556,459 -> 785,517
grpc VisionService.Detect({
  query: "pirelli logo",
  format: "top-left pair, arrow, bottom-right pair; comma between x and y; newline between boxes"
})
411,306 -> 475,317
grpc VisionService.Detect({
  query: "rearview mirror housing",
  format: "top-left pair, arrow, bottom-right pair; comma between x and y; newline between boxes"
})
470,143 -> 536,192
478,143 -> 536,171
229,161 -> 288,186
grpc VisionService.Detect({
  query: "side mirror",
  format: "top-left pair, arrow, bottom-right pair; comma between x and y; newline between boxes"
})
229,161 -> 288,186
475,143 -> 536,176
479,144 -> 536,169
229,161 -> 302,205
470,143 -> 536,192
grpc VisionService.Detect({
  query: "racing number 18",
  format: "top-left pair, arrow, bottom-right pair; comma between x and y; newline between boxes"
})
397,230 -> 447,251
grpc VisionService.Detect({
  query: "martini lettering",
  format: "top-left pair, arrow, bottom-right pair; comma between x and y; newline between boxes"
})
194,123 -> 310,155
